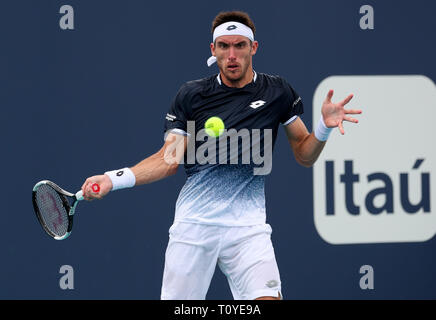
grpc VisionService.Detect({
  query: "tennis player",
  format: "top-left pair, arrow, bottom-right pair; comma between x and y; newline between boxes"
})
81,11 -> 361,300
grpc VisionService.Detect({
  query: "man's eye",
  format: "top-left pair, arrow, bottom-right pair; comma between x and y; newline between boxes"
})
236,43 -> 246,48
219,43 -> 228,49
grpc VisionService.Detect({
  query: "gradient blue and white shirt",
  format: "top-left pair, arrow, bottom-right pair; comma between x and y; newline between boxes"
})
163,72 -> 303,226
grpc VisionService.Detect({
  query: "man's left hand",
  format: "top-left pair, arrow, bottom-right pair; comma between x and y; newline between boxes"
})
321,89 -> 362,134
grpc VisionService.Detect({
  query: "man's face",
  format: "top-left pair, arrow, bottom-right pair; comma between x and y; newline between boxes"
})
210,35 -> 258,85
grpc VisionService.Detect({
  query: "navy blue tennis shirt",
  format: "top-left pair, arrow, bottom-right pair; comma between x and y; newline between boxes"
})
163,71 -> 303,226
164,72 -> 303,175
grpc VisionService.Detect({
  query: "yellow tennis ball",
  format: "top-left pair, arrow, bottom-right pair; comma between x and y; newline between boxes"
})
205,116 -> 225,137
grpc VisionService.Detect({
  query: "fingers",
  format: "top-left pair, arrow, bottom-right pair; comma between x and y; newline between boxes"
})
344,116 -> 359,123
91,183 -> 100,193
84,184 -> 93,201
88,184 -> 102,199
326,89 -> 334,103
81,177 -> 102,201
81,179 -> 91,201
84,182 -> 94,201
345,109 -> 362,115
340,93 -> 354,106
81,178 -> 89,194
338,121 -> 345,135
337,115 -> 360,135
86,183 -> 102,200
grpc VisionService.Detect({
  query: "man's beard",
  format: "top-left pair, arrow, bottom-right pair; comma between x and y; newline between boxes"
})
221,60 -> 250,84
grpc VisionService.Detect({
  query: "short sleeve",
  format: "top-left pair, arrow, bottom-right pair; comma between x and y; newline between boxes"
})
163,86 -> 191,140
279,81 -> 304,125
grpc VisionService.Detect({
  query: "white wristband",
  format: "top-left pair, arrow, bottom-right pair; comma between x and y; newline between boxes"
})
104,167 -> 136,191
314,117 -> 333,142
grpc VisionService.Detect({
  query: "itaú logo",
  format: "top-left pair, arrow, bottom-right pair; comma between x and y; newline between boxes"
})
324,159 -> 430,216
312,75 -> 436,244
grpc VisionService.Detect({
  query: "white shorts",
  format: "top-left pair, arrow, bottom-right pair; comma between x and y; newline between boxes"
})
161,222 -> 282,300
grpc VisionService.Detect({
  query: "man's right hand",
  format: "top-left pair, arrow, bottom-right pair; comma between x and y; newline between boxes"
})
81,174 -> 113,201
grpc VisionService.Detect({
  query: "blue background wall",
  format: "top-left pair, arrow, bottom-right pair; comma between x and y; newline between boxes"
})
1,0 -> 435,299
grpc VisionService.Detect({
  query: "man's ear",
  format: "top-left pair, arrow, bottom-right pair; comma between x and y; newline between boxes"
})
210,42 -> 215,56
251,41 -> 259,56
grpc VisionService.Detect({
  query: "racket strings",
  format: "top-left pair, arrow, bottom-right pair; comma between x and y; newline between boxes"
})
34,184 -> 69,237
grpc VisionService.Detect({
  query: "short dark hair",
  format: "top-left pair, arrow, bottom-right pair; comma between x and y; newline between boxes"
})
211,11 -> 256,35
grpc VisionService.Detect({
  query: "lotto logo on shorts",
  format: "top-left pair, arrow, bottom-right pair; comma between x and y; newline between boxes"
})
312,75 -> 436,244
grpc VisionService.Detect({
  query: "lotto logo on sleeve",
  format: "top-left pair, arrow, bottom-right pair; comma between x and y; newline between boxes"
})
312,75 -> 436,244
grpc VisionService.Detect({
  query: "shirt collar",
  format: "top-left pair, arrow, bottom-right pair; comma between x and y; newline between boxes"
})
216,70 -> 257,86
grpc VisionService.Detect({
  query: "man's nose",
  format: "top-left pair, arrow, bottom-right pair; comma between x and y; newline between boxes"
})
228,46 -> 236,60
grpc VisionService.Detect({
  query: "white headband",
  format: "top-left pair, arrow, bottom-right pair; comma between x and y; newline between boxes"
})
207,21 -> 255,67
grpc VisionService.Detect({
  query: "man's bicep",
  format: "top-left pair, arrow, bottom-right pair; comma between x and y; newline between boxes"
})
283,117 -> 310,149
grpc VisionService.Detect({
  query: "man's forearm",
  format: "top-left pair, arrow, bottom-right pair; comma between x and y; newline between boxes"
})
293,132 -> 327,168
130,151 -> 179,185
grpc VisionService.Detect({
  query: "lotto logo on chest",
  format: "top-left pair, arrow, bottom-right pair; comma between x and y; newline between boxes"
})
249,100 -> 266,109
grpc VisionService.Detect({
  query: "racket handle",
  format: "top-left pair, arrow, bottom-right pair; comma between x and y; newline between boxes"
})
75,190 -> 84,201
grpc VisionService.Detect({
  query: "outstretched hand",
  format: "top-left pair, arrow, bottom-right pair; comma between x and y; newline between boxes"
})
322,90 -> 362,134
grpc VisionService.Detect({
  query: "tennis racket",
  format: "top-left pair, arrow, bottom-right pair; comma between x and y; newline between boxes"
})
32,180 -> 100,240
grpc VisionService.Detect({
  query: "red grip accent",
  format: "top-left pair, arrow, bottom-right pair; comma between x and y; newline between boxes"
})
91,183 -> 100,193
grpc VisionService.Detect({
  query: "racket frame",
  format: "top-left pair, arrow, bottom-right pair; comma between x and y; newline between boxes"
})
32,180 -> 81,240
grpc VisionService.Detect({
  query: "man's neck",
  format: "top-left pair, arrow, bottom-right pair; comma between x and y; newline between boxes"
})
220,69 -> 255,88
